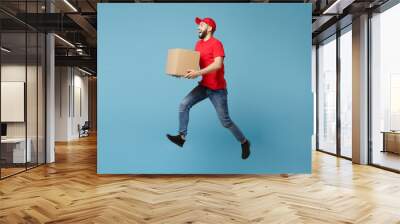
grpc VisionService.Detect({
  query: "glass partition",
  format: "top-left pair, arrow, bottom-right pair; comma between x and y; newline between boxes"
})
0,1 -> 46,179
0,31 -> 28,177
27,31 -> 38,169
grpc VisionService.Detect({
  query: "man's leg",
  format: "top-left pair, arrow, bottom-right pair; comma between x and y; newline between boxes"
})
208,89 -> 251,159
178,85 -> 208,137
208,89 -> 246,142
167,85 -> 207,147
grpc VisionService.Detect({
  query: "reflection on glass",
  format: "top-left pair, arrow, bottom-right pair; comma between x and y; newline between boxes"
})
1,32 -> 27,177
340,29 -> 352,158
0,1 -> 47,179
371,4 -> 400,171
318,36 -> 337,154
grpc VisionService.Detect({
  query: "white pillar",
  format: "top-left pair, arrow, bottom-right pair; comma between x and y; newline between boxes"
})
352,14 -> 369,164
46,1 -> 55,163
312,45 -> 317,151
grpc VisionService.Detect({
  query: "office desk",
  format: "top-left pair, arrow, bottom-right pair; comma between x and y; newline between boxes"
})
1,138 -> 32,163
381,131 -> 400,154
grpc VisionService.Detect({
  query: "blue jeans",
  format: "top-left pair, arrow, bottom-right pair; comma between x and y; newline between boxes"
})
178,85 -> 246,143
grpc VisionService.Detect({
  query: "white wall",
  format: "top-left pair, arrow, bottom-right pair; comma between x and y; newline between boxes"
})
55,67 -> 89,141
55,66 -> 69,141
71,72 -> 89,138
1,64 -> 46,164
1,64 -> 43,137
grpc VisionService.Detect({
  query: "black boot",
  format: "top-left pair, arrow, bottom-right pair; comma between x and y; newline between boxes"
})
166,134 -> 185,147
241,140 -> 251,160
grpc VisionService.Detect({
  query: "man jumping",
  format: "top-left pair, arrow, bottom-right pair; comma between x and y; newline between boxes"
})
166,17 -> 251,160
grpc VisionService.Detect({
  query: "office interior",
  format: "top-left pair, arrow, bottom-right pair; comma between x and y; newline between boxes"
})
314,2 -> 400,172
0,0 -> 97,179
0,0 -> 400,223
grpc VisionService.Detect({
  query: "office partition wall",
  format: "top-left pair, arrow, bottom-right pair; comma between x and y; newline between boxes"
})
0,31 -> 28,177
0,1 -> 47,179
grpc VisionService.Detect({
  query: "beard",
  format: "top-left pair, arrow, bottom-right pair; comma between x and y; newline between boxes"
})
198,30 -> 207,39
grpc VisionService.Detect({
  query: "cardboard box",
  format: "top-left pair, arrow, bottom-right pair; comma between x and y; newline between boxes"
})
165,48 -> 200,76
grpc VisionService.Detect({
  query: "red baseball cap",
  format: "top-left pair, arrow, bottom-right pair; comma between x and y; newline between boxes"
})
195,17 -> 217,32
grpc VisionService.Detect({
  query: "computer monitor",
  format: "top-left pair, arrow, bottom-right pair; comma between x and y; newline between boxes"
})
1,123 -> 7,137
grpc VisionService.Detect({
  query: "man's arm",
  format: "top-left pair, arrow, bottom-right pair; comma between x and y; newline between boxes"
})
185,56 -> 224,79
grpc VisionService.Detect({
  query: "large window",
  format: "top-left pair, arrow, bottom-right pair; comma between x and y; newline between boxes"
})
317,26 -> 353,159
371,3 -> 400,171
339,27 -> 352,158
317,35 -> 337,154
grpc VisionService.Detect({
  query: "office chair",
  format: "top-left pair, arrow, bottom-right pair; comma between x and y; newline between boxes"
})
79,121 -> 90,138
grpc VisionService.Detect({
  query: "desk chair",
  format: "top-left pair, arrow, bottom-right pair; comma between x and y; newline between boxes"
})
78,121 -> 90,138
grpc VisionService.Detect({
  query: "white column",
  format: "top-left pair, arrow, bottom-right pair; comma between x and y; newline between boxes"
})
312,45 -> 317,150
46,1 -> 55,163
352,14 -> 369,164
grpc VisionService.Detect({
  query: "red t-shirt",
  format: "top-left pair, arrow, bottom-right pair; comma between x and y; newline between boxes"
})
195,37 -> 226,90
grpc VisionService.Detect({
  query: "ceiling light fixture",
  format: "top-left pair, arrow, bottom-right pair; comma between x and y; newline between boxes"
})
322,0 -> 342,14
76,48 -> 84,55
63,0 -> 78,12
54,34 -> 75,48
322,0 -> 354,15
1,47 -> 11,53
78,67 -> 93,76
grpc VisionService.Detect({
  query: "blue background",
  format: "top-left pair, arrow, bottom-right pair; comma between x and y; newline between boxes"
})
98,3 -> 312,174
